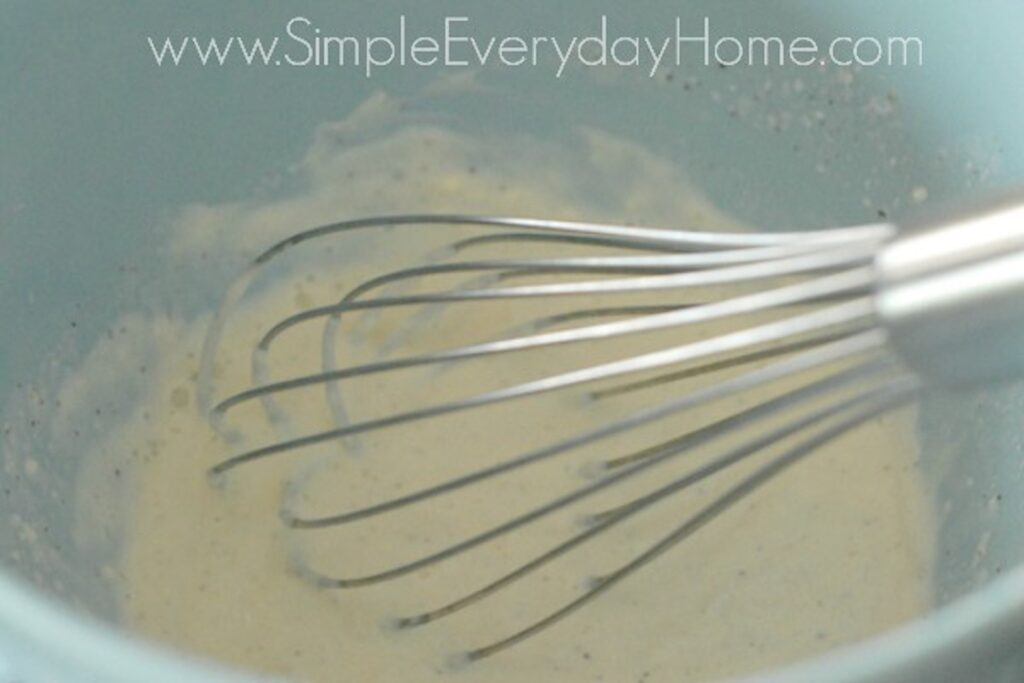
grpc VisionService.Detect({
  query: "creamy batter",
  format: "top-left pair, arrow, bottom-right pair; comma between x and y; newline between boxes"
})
75,100 -> 932,683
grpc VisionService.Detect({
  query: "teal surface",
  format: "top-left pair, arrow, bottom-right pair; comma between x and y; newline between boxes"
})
2,2 -> 1024,681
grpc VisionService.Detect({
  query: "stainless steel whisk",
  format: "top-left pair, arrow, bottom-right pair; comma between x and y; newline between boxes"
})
198,191 -> 1024,663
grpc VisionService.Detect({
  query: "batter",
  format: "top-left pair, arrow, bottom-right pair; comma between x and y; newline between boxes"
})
77,99 -> 932,683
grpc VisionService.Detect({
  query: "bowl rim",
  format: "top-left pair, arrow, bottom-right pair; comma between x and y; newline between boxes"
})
4,2 -> 1024,680
1,560 -> 1023,681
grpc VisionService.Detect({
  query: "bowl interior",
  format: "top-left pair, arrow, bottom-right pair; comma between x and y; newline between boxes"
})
3,2 -> 1024,681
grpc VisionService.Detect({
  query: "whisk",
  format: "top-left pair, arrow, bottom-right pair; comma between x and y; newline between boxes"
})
198,190 -> 1024,663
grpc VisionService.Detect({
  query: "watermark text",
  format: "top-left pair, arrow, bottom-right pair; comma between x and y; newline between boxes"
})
147,16 -> 924,78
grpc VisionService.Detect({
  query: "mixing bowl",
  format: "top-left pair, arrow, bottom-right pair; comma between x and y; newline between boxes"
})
3,1 -> 1024,681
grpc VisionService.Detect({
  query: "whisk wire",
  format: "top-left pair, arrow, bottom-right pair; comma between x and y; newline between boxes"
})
300,357 -> 900,593
283,331 -> 886,530
215,267 -> 873,419
458,379 -> 919,662
210,298 -> 876,476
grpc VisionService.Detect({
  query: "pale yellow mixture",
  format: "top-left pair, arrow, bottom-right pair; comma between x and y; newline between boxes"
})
73,96 -> 932,683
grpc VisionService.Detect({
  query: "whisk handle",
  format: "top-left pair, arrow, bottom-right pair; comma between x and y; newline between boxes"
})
876,189 -> 1024,387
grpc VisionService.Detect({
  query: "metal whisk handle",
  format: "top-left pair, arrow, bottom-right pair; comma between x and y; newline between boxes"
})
877,189 -> 1024,386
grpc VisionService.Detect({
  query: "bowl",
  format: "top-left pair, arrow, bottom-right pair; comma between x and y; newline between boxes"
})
2,2 -> 1024,681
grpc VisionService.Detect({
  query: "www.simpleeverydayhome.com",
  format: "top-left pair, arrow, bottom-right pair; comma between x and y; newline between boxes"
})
147,16 -> 924,78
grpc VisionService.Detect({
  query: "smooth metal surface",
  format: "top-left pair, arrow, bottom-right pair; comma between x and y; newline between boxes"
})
877,189 -> 1024,386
